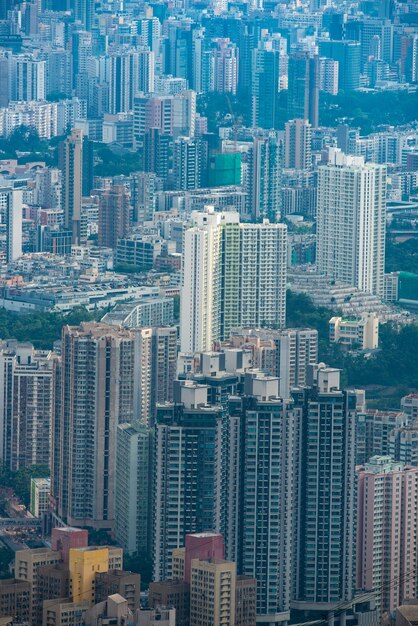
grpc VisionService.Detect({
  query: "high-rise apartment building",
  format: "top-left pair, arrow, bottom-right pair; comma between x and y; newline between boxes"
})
173,90 -> 196,138
0,341 -> 55,471
71,30 -> 92,80
59,128 -> 83,245
106,48 -> 155,114
115,422 -> 153,556
287,52 -> 319,128
98,185 -> 131,249
71,0 -> 94,31
211,38 -> 238,95
174,137 -> 207,190
180,207 -> 287,353
236,576 -> 257,626
284,119 -> 312,170
131,171 -> 161,223
173,533 -> 226,584
153,382 -> 224,581
30,477 -> 51,517
0,579 -> 30,624
389,423 -> 418,465
42,598 -> 91,626
132,326 -> 177,424
0,51 -> 11,107
51,527 -> 89,564
228,376 -> 297,623
158,532 -> 256,626
401,394 -> 418,419
252,45 -> 281,129
144,128 -> 172,179
11,54 -> 46,101
0,187 -> 22,263
356,410 -> 406,465
189,559 -> 237,626
148,580 -> 190,626
133,94 -> 173,140
316,148 -> 386,296
357,456 -> 418,615
319,57 -> 339,95
245,134 -> 282,222
94,570 -> 141,614
54,323 -> 135,529
151,326 -> 177,409
359,18 -> 393,65
293,367 -> 357,611
45,49 -> 72,98
37,564 -> 71,621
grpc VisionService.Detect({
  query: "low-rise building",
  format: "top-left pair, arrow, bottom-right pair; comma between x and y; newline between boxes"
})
30,477 -> 51,517
42,598 -> 91,626
94,570 -> 140,614
115,234 -> 163,271
148,580 -> 190,626
329,313 -> 379,350
101,293 -> 174,328
0,579 -> 30,624
136,607 -> 176,626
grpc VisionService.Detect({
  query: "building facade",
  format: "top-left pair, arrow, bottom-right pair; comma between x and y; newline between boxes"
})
54,323 -> 135,529
180,207 -> 287,353
316,149 -> 386,296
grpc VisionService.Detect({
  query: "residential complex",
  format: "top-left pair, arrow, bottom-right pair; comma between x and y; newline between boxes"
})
180,207 -> 287,353
0,1 -> 418,626
316,149 -> 386,296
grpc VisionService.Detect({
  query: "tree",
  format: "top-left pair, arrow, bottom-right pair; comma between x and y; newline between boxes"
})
385,237 -> 418,274
46,92 -> 68,102
0,306 -> 97,349
319,90 -> 418,133
0,465 -> 50,507
173,295 -> 180,323
123,551 -> 153,589
0,547 -> 14,579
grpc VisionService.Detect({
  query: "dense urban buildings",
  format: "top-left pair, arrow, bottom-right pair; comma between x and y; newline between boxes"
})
0,1 -> 418,625
180,207 -> 287,353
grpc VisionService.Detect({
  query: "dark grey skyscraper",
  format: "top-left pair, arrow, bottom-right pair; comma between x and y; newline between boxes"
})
292,367 -> 356,613
287,52 -> 319,128
153,381 -> 224,581
228,375 -> 298,623
72,0 -> 94,31
319,40 -> 361,91
252,46 -> 281,129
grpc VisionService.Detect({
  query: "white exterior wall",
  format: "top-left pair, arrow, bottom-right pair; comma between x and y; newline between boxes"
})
316,149 -> 386,296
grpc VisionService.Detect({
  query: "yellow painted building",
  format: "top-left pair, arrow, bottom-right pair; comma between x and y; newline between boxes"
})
69,548 -> 110,603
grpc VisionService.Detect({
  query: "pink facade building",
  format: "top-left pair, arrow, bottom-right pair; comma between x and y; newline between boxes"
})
357,456 -> 418,616
134,95 -> 173,139
51,527 -> 89,564
183,532 -> 225,584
